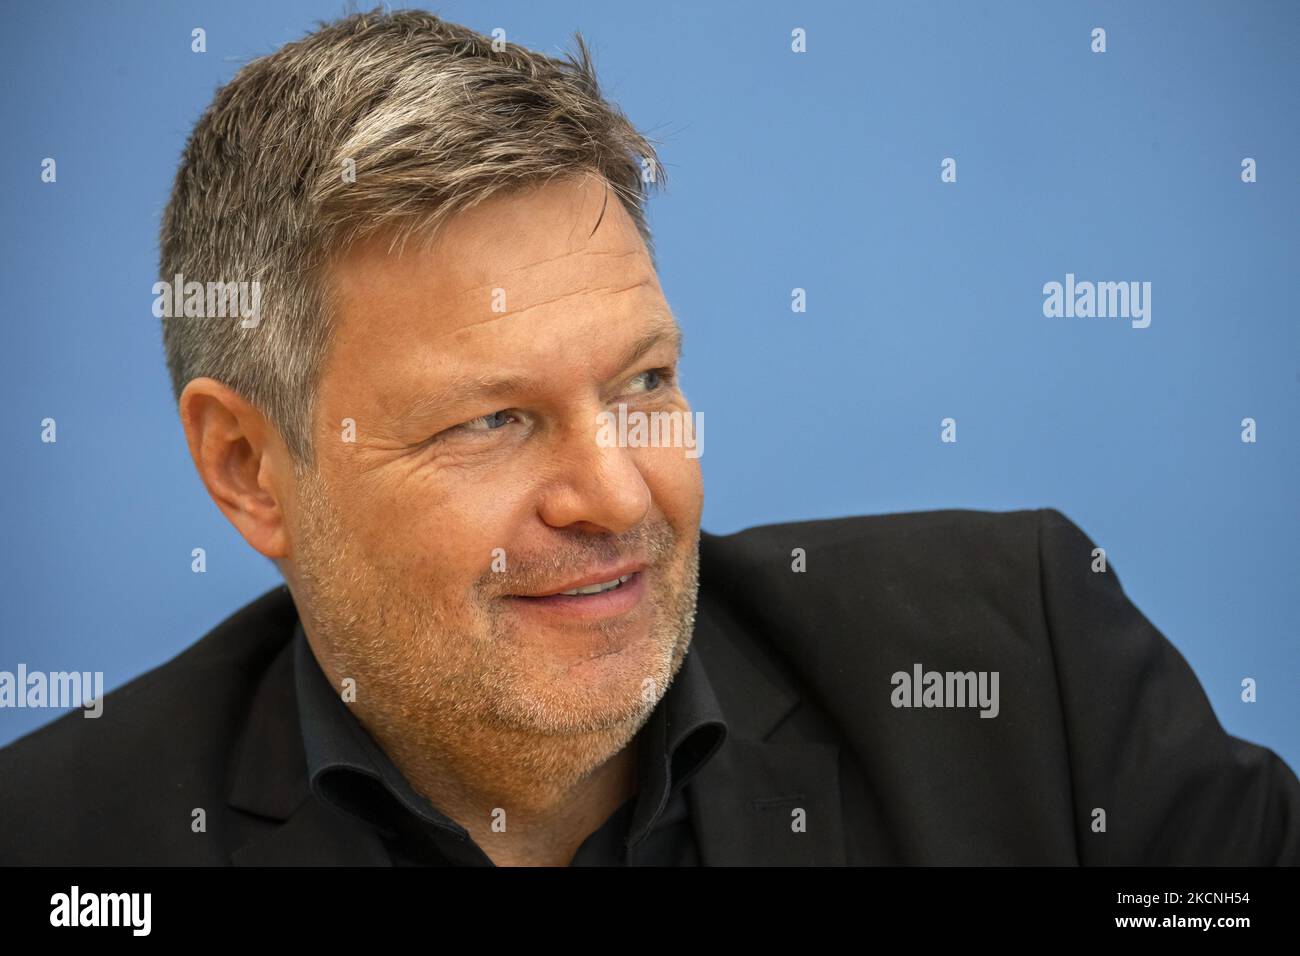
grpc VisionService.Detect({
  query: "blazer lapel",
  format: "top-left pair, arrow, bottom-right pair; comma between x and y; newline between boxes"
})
225,631 -> 390,866
230,797 -> 391,866
686,596 -> 848,865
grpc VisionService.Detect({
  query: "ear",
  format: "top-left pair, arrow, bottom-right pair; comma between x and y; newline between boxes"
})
178,377 -> 293,560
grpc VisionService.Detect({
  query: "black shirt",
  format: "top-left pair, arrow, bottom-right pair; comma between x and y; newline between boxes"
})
292,622 -> 727,865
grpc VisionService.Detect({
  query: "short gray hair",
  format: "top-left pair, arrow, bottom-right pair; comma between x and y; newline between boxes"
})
159,7 -> 665,467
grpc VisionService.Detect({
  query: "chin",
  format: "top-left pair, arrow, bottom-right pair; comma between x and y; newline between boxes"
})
512,645 -> 666,734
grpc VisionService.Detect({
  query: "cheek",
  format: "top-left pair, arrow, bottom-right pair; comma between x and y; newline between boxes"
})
638,449 -> 703,529
360,471 -> 536,586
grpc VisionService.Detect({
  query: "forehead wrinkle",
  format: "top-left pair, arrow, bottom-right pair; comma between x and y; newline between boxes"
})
441,254 -> 651,314
491,277 -> 655,320
379,277 -> 657,353
498,247 -> 642,275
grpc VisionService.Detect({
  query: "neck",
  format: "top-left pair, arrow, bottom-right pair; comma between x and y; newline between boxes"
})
367,708 -> 642,866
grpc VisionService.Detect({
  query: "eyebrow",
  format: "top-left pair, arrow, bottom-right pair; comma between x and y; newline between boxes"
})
395,313 -> 683,425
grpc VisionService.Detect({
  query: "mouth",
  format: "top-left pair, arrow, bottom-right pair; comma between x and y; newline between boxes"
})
512,561 -> 647,598
554,573 -> 633,596
506,566 -> 648,621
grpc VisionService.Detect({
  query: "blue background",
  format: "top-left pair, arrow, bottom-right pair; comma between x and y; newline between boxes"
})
1,1 -> 1296,773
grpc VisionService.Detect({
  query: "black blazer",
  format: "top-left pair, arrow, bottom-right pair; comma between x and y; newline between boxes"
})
2,508 -> 1296,865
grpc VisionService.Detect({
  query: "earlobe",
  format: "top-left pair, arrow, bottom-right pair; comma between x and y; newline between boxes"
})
178,377 -> 291,560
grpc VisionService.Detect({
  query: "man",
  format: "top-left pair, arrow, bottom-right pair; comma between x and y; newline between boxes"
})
1,8 -> 1297,866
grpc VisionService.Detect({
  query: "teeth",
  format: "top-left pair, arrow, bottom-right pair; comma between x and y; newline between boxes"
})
560,574 -> 631,596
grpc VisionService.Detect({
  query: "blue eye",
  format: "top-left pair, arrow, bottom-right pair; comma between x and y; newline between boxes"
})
462,410 -> 516,432
629,368 -> 669,393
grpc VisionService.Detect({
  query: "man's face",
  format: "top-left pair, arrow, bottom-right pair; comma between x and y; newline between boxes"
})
285,172 -> 703,742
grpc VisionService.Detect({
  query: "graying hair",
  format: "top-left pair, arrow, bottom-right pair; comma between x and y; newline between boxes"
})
159,7 -> 665,467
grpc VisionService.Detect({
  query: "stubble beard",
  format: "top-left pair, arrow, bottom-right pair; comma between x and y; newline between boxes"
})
287,467 -> 702,788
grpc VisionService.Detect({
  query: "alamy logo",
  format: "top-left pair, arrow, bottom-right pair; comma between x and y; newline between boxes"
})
890,663 -> 1000,718
595,404 -> 703,459
152,272 -> 262,328
0,665 -> 103,717
50,886 -> 151,936
1042,273 -> 1151,328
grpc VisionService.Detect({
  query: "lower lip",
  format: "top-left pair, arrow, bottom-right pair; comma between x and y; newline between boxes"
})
506,571 -> 647,621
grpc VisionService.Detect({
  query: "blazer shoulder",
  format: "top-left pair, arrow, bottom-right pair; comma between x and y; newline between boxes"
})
696,508 -> 1065,681
700,507 -> 1051,585
0,585 -> 297,863
703,506 -> 1049,546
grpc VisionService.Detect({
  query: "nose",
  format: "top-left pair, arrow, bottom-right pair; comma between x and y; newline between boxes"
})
535,415 -> 651,535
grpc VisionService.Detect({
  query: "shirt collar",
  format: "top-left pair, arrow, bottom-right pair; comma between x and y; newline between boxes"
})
293,619 -> 728,851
